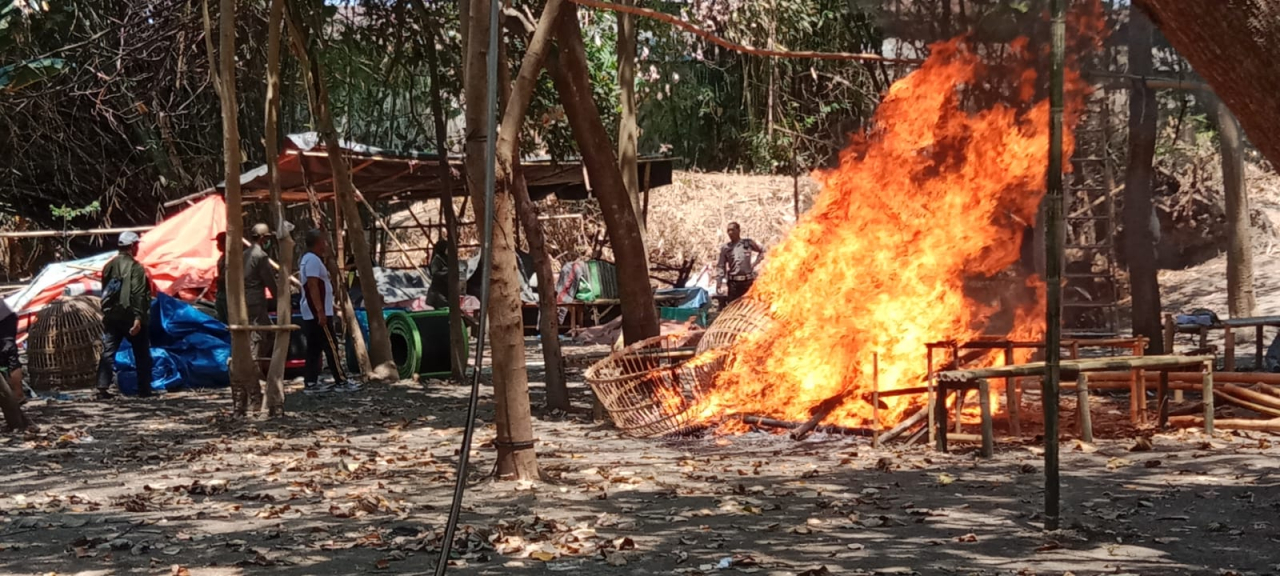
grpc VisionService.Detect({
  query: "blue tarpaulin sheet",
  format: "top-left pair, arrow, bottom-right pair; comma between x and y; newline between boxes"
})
115,293 -> 231,395
656,287 -> 710,309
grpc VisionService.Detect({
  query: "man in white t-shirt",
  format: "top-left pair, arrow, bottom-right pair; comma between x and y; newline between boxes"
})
299,229 -> 357,394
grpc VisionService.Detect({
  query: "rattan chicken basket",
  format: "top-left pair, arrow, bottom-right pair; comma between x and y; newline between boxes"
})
697,297 -> 774,354
584,334 -> 724,438
27,295 -> 104,390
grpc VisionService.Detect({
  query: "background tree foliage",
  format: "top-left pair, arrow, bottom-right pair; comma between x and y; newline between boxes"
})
0,0 -> 1236,275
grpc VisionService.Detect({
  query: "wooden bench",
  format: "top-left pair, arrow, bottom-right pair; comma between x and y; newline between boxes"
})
1164,313 -> 1280,371
933,354 -> 1214,458
926,337 -> 1147,438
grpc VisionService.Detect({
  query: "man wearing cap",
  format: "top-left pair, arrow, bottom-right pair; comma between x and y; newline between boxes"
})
97,231 -> 154,399
213,232 -> 228,324
244,223 -> 279,402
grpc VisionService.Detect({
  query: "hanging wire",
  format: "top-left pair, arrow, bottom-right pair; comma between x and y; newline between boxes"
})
433,0 -> 502,571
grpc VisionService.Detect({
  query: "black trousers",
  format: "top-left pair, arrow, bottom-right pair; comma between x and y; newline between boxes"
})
98,320 -> 152,394
727,279 -> 754,303
0,313 -> 20,374
303,317 -> 342,384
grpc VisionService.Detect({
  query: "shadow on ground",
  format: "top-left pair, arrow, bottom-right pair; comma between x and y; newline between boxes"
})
0,344 -> 1277,576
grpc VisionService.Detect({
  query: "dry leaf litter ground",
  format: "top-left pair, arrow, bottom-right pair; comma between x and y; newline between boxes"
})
2,338 -> 1280,576
8,164 -> 1280,575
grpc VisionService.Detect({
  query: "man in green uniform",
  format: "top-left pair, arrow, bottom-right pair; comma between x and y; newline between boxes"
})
97,231 -> 154,399
214,232 -> 228,324
243,223 -> 279,404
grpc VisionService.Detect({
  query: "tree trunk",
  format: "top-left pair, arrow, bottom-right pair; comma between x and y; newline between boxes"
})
262,0 -> 290,418
512,170 -> 569,410
286,0 -> 395,379
1135,0 -> 1280,171
1208,93 -> 1256,318
411,0 -> 469,382
330,197 -> 372,378
487,0 -> 568,411
616,0 -> 642,237
206,0 -> 256,415
0,369 -> 28,430
1123,7 -> 1163,355
549,6 -> 660,345
464,0 -> 537,479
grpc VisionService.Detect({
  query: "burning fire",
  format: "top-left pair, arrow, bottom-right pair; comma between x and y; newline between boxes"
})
692,12 -> 1105,430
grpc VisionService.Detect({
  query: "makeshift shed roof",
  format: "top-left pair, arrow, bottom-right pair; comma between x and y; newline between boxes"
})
168,133 -> 674,206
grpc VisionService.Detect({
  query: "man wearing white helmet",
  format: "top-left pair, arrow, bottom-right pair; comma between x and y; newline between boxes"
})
97,231 -> 154,399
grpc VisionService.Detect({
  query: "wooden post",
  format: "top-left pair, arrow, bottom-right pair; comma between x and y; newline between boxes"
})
1043,0 -> 1066,532
927,347 -> 936,444
1137,368 -> 1148,421
1257,325 -> 1266,370
1202,361 -> 1214,435
952,343 -> 963,434
1005,345 -> 1020,436
792,145 -> 801,221
1198,326 -> 1208,350
1129,363 -> 1141,424
1076,372 -> 1093,443
1162,314 -> 1175,354
1224,325 -> 1235,371
641,162 -> 652,229
1157,370 -> 1170,429
978,379 -> 994,458
872,353 -> 881,448
934,383 -> 949,453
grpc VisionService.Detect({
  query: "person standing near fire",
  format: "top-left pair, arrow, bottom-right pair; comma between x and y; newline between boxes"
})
716,222 -> 765,303
97,231 -> 154,399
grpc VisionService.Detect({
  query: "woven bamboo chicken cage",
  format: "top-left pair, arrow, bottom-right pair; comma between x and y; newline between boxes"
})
584,334 -> 725,437
697,297 -> 774,354
27,296 -> 104,390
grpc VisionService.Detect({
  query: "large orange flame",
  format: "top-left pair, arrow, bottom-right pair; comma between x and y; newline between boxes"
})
694,13 -> 1106,430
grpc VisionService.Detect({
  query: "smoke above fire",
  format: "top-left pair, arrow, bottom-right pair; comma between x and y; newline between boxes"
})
693,8 -> 1107,430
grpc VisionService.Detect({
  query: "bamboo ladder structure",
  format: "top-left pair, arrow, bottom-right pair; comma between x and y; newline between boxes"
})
1063,78 -> 1123,337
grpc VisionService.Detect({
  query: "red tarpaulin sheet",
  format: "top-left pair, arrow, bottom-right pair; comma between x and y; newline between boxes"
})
137,195 -> 226,296
5,195 -> 227,335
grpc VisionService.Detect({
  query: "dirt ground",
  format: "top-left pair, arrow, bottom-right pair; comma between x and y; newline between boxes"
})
2,339 -> 1278,576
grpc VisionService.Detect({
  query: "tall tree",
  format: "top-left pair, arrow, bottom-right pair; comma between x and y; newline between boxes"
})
204,0 -> 258,415
616,0 -> 642,234
462,0 -> 539,479
494,0 -> 569,411
511,171 -> 569,411
262,0 -> 291,417
549,5 -> 659,345
410,0 -> 470,383
1135,0 -> 1280,171
1208,93 -> 1256,318
1123,7 -> 1162,354
285,0 -> 396,377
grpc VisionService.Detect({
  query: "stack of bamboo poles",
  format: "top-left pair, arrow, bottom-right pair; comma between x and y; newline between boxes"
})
1085,370 -> 1280,431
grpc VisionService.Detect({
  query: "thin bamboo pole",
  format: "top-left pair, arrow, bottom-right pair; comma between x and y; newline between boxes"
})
872,353 -> 880,448
1043,0 -> 1066,532
0,226 -> 155,239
